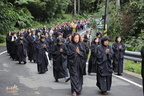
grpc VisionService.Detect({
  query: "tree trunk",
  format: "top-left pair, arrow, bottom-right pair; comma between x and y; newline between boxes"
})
116,0 -> 120,15
74,0 -> 77,15
78,0 -> 80,14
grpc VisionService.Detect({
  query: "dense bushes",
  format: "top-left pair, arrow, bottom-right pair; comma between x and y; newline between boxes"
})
0,35 -> 6,43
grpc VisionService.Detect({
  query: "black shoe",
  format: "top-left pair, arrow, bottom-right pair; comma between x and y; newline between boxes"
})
19,62 -> 21,64
101,91 -> 108,95
117,74 -> 122,76
45,68 -> 48,72
55,79 -> 59,82
65,78 -> 70,82
24,62 -> 27,64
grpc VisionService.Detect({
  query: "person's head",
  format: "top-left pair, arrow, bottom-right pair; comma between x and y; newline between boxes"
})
32,30 -> 36,35
86,31 -> 89,34
80,36 -> 84,42
93,37 -> 99,44
96,32 -> 101,38
57,37 -> 63,45
57,32 -> 63,37
115,36 -> 122,43
40,35 -> 45,42
37,32 -> 41,36
45,33 -> 49,37
71,33 -> 81,43
7,31 -> 11,36
28,32 -> 32,36
101,36 -> 110,46
67,34 -> 72,41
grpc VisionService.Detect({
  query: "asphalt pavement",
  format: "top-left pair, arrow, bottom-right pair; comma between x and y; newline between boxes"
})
0,30 -> 143,96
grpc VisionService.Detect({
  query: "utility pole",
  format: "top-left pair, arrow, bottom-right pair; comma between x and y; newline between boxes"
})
103,0 -> 109,36
74,0 -> 77,15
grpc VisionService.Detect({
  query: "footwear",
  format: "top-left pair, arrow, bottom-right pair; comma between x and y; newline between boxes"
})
65,78 -> 70,82
19,62 -> 21,64
117,73 -> 122,76
55,79 -> 59,82
34,60 -> 36,63
72,91 -> 77,96
101,91 -> 108,95
24,61 -> 27,64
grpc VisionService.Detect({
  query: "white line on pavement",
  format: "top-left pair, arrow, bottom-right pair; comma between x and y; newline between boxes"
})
113,74 -> 142,88
0,51 -> 7,55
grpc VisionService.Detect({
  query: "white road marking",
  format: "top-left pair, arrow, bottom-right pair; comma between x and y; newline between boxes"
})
86,63 -> 142,88
113,74 -> 142,88
0,50 -> 7,55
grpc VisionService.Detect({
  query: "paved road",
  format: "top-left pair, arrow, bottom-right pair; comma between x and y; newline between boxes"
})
0,30 -> 143,96
0,52 -> 143,96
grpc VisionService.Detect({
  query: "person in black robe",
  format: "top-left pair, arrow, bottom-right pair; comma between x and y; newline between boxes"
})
83,31 -> 89,43
52,37 -> 69,82
112,36 -> 125,76
26,32 -> 33,62
141,46 -> 144,95
48,33 -> 56,61
29,30 -> 39,63
80,36 -> 89,75
36,35 -> 49,74
6,31 -> 12,54
88,37 -> 100,75
65,34 -> 72,47
16,33 -> 27,64
96,36 -> 114,95
9,33 -> 18,60
67,33 -> 85,96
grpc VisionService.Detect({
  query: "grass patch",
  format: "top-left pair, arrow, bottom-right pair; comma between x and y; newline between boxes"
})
0,42 -> 6,46
124,59 -> 141,74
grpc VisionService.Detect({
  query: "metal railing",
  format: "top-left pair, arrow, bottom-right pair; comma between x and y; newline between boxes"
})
124,51 -> 142,62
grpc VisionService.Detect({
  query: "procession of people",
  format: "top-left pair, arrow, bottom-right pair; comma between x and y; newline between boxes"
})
6,19 -> 127,96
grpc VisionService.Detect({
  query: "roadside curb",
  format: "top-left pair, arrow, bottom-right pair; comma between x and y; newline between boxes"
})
124,70 -> 142,79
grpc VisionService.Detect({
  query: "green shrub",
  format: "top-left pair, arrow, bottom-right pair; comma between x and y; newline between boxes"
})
0,35 -> 6,43
124,60 -> 141,74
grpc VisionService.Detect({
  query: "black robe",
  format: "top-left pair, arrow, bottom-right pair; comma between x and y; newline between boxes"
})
6,35 -> 11,54
88,43 -> 99,74
48,36 -> 56,60
112,42 -> 125,74
67,42 -> 85,94
81,42 -> 89,75
15,38 -> 27,63
9,36 -> 18,60
52,43 -> 68,80
36,41 -> 49,73
26,36 -> 33,61
96,45 -> 114,92
28,35 -> 39,62
140,46 -> 144,94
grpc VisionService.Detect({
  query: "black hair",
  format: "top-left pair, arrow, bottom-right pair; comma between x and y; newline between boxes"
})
101,36 -> 110,44
57,37 -> 63,43
115,36 -> 122,43
96,32 -> 102,37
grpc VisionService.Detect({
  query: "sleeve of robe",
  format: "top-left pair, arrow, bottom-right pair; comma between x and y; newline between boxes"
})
52,44 -> 61,59
97,45 -> 113,65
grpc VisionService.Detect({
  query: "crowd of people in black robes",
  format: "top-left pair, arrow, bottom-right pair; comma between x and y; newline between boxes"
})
5,19 -> 130,96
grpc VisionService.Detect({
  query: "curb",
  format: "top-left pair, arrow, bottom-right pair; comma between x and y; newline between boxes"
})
124,70 -> 142,79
